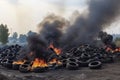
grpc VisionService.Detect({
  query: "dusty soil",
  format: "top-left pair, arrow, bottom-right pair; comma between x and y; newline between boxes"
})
1,59 -> 120,80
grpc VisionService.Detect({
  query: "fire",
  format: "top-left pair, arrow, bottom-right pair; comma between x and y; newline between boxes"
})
49,43 -> 61,55
13,60 -> 26,65
49,58 -> 62,64
106,47 -> 120,53
31,58 -> 48,69
13,43 -> 62,69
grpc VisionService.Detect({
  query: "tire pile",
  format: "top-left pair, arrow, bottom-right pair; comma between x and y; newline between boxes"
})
0,44 -> 117,73
59,44 -> 115,70
0,44 -> 22,69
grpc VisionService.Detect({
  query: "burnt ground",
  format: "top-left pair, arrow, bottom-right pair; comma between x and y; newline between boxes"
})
1,58 -> 120,80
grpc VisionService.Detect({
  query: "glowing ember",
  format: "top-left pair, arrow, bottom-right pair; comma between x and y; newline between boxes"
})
49,43 -> 61,55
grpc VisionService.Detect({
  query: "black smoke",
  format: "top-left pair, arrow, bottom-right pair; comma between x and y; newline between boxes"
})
38,14 -> 67,47
17,0 -> 120,60
98,31 -> 116,49
60,0 -> 120,50
17,34 -> 58,62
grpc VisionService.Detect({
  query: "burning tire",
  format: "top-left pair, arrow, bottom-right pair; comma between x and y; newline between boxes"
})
24,61 -> 32,66
19,64 -> 31,73
66,62 -> 79,70
88,61 -> 102,69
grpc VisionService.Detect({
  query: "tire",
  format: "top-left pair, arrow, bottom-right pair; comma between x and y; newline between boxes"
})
80,53 -> 91,60
7,54 -> 15,60
77,60 -> 89,67
19,64 -> 31,73
66,62 -> 79,70
1,59 -> 7,67
61,59 -> 67,67
88,61 -> 102,69
67,58 -> 78,63
24,61 -> 32,66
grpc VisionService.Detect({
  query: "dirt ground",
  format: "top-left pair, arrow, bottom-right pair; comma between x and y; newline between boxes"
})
1,59 -> 120,80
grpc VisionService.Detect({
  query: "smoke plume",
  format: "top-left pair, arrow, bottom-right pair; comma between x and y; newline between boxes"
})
17,0 -> 120,61
38,14 -> 67,47
60,0 -> 120,49
36,0 -> 120,50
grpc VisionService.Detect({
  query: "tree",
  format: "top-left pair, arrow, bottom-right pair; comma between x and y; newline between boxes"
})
13,32 -> 18,39
0,24 -> 9,44
19,34 -> 27,43
12,32 -> 18,43
115,37 -> 120,47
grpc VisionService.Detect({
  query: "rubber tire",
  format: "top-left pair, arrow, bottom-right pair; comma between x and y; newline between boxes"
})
61,59 -> 67,67
77,59 -> 90,67
19,64 -> 30,73
88,61 -> 102,69
67,58 -> 78,63
66,62 -> 79,70
80,53 -> 91,60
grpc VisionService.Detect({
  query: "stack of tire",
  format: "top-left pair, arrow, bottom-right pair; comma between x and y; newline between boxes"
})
60,44 -> 114,70
0,44 -> 22,69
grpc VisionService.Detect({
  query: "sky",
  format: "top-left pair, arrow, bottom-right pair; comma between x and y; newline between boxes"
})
0,0 -> 120,35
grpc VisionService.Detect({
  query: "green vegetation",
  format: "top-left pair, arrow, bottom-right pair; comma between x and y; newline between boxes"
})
115,37 -> 120,47
0,24 -> 9,44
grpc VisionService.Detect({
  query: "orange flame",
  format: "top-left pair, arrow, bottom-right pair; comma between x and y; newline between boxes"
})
31,58 -> 48,69
106,47 -> 120,53
13,60 -> 26,65
49,58 -> 62,65
49,43 -> 61,55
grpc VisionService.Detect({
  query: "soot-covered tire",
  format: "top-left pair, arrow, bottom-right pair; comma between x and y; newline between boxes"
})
19,64 -> 31,73
67,58 -> 78,63
88,61 -> 102,69
66,62 -> 79,70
